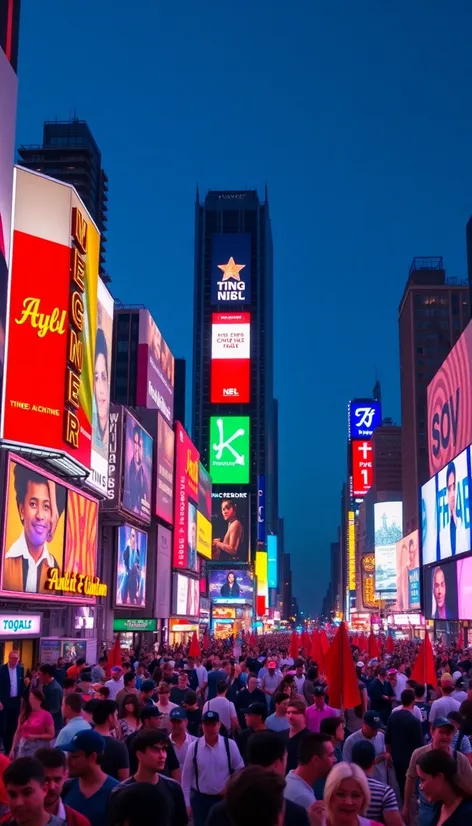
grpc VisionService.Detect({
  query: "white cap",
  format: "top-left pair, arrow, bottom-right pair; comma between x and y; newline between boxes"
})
356,661 -> 365,668
453,670 -> 462,680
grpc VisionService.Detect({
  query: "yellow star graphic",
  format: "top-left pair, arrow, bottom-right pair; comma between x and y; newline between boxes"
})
217,257 -> 246,281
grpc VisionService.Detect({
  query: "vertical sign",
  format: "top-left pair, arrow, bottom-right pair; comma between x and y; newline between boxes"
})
348,511 -> 356,590
257,476 -> 266,543
267,535 -> 278,589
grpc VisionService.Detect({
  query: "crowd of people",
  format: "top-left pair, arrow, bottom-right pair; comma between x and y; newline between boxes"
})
0,634 -> 471,826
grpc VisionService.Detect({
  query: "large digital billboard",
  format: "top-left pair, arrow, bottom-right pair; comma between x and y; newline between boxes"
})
1,170 -> 99,471
89,279 -> 114,494
156,412 -> 174,525
424,560 -> 458,620
351,440 -> 373,498
427,321 -> 472,476
1,454 -> 102,602
0,49 -> 16,423
172,573 -> 199,617
136,309 -> 174,423
122,411 -> 153,524
196,512 -> 212,560
156,525 -> 172,618
256,551 -> 268,615
457,556 -> 472,620
115,525 -> 147,609
211,234 -> 251,305
267,535 -> 278,589
374,502 -> 402,594
349,401 -> 382,440
211,491 -> 250,563
209,416 -> 250,484
421,446 -> 471,565
198,464 -> 212,521
211,312 -> 250,403
257,476 -> 266,543
348,511 -> 356,591
396,530 -> 420,611
173,423 -> 199,570
209,568 -> 254,604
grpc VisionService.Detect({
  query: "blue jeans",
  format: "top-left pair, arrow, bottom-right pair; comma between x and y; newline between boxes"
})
419,799 -> 436,826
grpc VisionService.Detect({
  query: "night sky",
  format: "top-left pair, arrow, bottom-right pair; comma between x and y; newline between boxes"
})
15,1 -> 472,614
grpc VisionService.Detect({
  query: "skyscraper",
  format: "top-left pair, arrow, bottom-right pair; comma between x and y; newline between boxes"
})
0,0 -> 20,71
399,257 -> 469,535
18,118 -> 109,279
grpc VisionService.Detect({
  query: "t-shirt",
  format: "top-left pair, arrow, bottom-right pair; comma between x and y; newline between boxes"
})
429,696 -> 461,725
305,704 -> 337,733
453,731 -> 472,755
207,797 -> 309,826
283,728 -> 311,773
21,709 -> 54,738
126,729 -> 180,777
385,709 -> 424,770
100,735 -> 130,779
265,713 -> 291,732
284,770 -> 315,809
111,775 -> 187,826
415,702 -> 431,740
406,744 -> 472,796
202,697 -> 237,732
364,777 -> 398,823
185,708 -> 202,738
207,670 -> 228,701
55,717 -> 91,749
63,775 -> 119,826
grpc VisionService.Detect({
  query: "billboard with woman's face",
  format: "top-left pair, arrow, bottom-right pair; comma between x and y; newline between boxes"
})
89,279 -> 114,494
209,568 -> 254,604
211,492 -> 250,563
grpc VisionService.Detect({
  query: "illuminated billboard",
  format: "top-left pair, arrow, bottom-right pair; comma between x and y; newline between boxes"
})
196,512 -> 212,560
0,50 -> 16,423
1,454 -> 103,602
156,525 -> 172,618
209,416 -> 250,484
427,321 -> 472,475
89,279 -> 114,494
424,559 -> 458,620
351,440 -> 373,498
421,446 -> 471,566
211,233 -> 251,304
374,501 -> 402,594
348,511 -> 356,590
115,525 -> 147,609
209,568 -> 254,604
172,573 -> 199,617
267,535 -> 278,589
173,423 -> 199,570
257,476 -> 266,543
395,530 -> 420,611
2,169 -> 99,471
349,401 -> 382,440
211,491 -> 250,563
122,411 -> 153,524
211,312 -> 250,403
256,550 -> 268,615
136,309 -> 175,423
198,464 -> 212,521
156,413 -> 174,525
361,553 -> 379,609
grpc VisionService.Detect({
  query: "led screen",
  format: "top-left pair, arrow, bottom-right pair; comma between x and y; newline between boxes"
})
156,525 -> 172,618
211,312 -> 250,403
198,464 -> 212,521
156,413 -> 174,524
395,530 -> 420,611
208,568 -> 254,604
424,559 -> 458,620
89,279 -> 114,494
351,440 -> 373,498
136,309 -> 175,423
421,446 -> 472,565
173,423 -> 199,570
116,525 -> 147,609
211,233 -> 251,305
122,411 -> 153,524
349,401 -> 382,440
209,416 -> 250,484
267,535 -> 278,589
211,492 -> 250,563
374,502 -> 402,594
173,573 -> 199,617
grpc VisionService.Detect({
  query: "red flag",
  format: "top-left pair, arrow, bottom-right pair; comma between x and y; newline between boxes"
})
311,630 -> 326,673
357,633 -> 367,653
368,632 -> 380,660
325,622 -> 361,709
188,631 -> 201,658
410,634 -> 437,687
302,631 -> 311,656
386,634 -> 395,654
289,631 -> 300,660
457,628 -> 464,650
249,633 -> 257,648
108,635 -> 122,669
320,629 -> 330,656
202,632 -> 210,653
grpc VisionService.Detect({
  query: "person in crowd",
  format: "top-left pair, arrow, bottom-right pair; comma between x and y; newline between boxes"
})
66,659 -> 86,683
170,673 -> 190,707
156,683 -> 179,728
82,701 -> 100,726
206,660 -> 228,702
182,692 -> 202,738
62,679 -> 78,698
104,667 -> 124,702
62,730 -> 120,826
452,678 -> 468,705
168,708 -> 195,769
385,688 -> 423,797
140,680 -> 157,707
181,710 -> 244,826
293,662 -> 306,695
35,748 -> 91,826
261,661 -> 283,710
10,689 -> 54,758
91,659 -> 106,685
351,740 -> 403,826
343,712 -> 390,784
323,761 -> 384,826
126,706 -> 180,780
110,730 -> 187,826
53,659 -> 67,689
266,692 -> 291,732
302,666 -> 321,706
202,681 -> 239,737
390,688 -> 423,723
117,694 -> 141,741
414,684 -> 431,742
2,756 -> 64,826
236,703 -> 267,763
284,700 -> 310,774
192,658 -> 208,700
417,748 -> 472,826
76,674 -> 93,704
0,651 -> 26,757
224,766 -> 286,826
54,693 -> 90,750
108,782 -> 171,826
279,676 -> 307,708
319,716 -> 345,763
429,676 -> 461,725
235,675 -> 268,729
90,700 -> 129,781
284,732 -> 336,809
447,711 -> 472,762
368,667 -> 395,724
38,666 -> 63,737
305,687 -> 338,733
115,673 -> 140,710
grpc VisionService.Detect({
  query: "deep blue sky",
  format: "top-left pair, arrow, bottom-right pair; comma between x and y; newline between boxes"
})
15,1 -> 472,614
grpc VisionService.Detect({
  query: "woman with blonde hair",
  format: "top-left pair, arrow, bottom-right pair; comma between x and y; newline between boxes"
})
323,762 -> 383,826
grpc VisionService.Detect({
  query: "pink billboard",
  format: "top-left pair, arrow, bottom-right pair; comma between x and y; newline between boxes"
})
172,422 -> 199,570
136,309 -> 174,424
156,412 -> 174,525
428,322 -> 472,475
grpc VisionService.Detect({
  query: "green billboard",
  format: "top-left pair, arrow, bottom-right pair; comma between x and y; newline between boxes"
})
113,618 -> 157,632
209,416 -> 250,484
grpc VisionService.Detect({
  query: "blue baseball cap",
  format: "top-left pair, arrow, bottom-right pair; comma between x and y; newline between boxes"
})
62,729 -> 105,755
363,711 -> 384,730
202,710 -> 220,723
170,707 -> 187,721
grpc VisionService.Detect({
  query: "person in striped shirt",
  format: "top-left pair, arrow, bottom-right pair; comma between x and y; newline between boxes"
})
351,740 -> 404,826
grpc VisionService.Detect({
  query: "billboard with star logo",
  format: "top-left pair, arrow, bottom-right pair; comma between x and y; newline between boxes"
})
211,234 -> 251,305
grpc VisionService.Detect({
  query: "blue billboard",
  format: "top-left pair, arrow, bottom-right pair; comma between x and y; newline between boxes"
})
268,535 -> 278,589
211,234 -> 251,305
257,476 -> 266,543
349,400 -> 382,440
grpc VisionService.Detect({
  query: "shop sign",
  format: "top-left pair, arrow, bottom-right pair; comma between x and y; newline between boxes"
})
113,618 -> 157,632
0,614 -> 41,636
45,569 -> 107,597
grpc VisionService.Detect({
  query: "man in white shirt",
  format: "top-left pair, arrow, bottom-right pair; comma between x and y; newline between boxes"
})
194,658 -> 209,699
55,692 -> 91,749
169,707 -> 196,768
294,661 -> 306,694
284,732 -> 336,808
105,666 -> 124,700
182,710 -> 244,826
429,677 -> 460,725
390,689 -> 423,723
202,681 -> 239,735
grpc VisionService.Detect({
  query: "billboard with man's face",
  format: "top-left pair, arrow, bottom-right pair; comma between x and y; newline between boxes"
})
211,491 -> 250,563
122,411 -> 153,524
421,447 -> 472,566
395,530 -> 420,612
115,525 -> 147,609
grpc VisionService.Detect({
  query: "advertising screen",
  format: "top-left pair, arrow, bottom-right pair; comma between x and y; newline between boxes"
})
103,407 -> 123,510
374,502 -> 402,594
0,50 -> 16,423
173,573 -> 199,617
156,525 -> 172,618
198,464 -> 212,521
89,278 -> 114,494
122,412 -> 152,524
267,535 -> 278,589
136,309 -> 174,423
74,607 -> 94,630
427,321 -> 472,475
351,440 -> 373,498
2,171 -> 99,470
156,413 -> 174,524
173,423 -> 199,569
209,568 -> 254,604
211,233 -> 251,305
196,512 -> 212,560
256,551 -> 268,614
257,476 -> 266,543
209,416 -> 250,484
396,530 -> 420,611
348,511 -> 356,591
116,525 -> 147,608
212,606 -> 236,619
349,401 -> 382,440
1,454 -> 101,602
211,491 -> 250,563
211,312 -> 250,403
424,560 -> 458,620
361,554 -> 379,609
437,447 -> 471,560
422,475 -> 438,566
457,556 -> 472,620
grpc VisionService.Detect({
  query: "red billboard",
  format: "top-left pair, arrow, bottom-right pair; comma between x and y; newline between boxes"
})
211,312 -> 250,403
351,440 -> 373,498
427,321 -> 472,475
1,170 -> 99,471
173,422 -> 199,571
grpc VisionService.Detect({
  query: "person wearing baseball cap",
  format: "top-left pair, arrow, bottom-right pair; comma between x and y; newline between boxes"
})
104,667 -> 124,701
306,686 -> 337,734
237,703 -> 267,764
261,661 -> 282,712
367,666 -> 395,725
342,712 -> 390,784
181,709 -> 244,826
169,707 -> 196,768
62,730 -> 119,826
